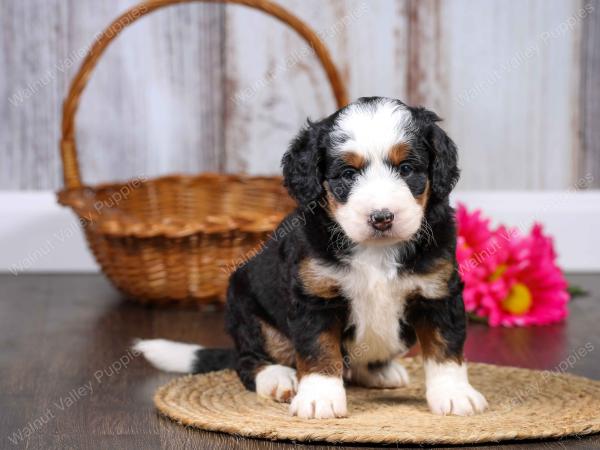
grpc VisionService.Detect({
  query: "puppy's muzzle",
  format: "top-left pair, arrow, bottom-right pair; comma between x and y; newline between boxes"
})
368,209 -> 394,231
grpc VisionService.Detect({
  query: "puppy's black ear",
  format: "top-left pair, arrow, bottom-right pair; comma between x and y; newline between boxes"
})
417,109 -> 460,200
281,121 -> 324,205
429,124 -> 460,199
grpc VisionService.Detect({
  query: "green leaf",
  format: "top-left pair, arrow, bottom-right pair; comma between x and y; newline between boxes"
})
568,285 -> 588,299
467,312 -> 489,325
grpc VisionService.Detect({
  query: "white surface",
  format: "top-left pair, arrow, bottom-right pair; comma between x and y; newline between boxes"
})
0,190 -> 599,273
0,191 -> 98,274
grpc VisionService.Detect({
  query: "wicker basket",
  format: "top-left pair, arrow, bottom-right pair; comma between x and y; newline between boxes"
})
57,0 -> 348,305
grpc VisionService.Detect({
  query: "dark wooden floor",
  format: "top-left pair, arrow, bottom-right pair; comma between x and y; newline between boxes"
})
1,274 -> 599,450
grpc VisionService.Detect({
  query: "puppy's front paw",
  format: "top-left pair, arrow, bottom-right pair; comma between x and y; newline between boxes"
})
427,382 -> 488,416
255,365 -> 298,403
290,374 -> 347,419
424,361 -> 488,416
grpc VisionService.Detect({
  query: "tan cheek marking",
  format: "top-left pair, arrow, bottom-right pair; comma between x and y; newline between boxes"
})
296,323 -> 343,379
324,183 -> 340,218
298,258 -> 340,299
260,320 -> 296,367
415,325 -> 463,365
341,151 -> 366,169
388,142 -> 410,165
416,179 -> 430,208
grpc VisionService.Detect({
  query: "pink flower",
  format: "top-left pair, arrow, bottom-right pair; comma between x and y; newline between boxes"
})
455,205 -> 496,285
456,204 -> 569,327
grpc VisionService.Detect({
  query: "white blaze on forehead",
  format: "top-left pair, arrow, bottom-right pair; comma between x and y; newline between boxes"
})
350,163 -> 414,211
333,99 -> 412,160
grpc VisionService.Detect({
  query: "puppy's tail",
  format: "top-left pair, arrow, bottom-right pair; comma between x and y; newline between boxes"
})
133,339 -> 236,374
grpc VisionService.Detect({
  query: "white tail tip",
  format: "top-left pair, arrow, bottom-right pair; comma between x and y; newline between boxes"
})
133,339 -> 202,373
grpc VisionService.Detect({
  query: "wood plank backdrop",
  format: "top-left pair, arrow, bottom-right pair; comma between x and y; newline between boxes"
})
1,0 -> 598,190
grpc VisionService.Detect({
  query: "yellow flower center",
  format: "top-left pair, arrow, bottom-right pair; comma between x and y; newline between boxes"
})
489,264 -> 507,282
501,282 -> 532,315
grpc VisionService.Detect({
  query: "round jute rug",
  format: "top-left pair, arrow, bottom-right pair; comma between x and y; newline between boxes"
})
154,358 -> 600,445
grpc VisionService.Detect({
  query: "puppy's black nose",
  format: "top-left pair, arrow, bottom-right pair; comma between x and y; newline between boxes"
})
368,209 -> 394,231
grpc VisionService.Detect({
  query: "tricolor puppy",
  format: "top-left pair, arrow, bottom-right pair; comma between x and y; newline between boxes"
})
135,97 -> 488,418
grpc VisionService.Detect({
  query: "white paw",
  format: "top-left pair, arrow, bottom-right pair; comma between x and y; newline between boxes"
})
255,365 -> 297,402
424,360 -> 488,416
289,374 -> 347,419
427,382 -> 488,416
353,360 -> 410,388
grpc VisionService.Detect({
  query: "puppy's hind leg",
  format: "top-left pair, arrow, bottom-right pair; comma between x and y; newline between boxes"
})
350,359 -> 410,388
225,285 -> 297,403
231,321 -> 298,403
254,364 -> 298,403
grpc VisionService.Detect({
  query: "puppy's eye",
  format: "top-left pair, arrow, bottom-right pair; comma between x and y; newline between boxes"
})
399,163 -> 413,177
342,168 -> 358,180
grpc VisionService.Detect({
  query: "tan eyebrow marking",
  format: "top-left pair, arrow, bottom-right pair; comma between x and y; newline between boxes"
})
388,142 -> 410,165
340,151 -> 366,169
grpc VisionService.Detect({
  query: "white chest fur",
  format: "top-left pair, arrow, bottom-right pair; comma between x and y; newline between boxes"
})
307,247 -> 451,367
341,246 -> 409,365
309,246 -> 408,366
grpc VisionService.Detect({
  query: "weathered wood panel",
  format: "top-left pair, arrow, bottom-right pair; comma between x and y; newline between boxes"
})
224,0 -> 587,190
580,0 -> 600,188
223,0 -> 409,173
403,0 -> 586,190
0,0 -> 224,189
0,0 -> 596,191
1,0 -> 68,189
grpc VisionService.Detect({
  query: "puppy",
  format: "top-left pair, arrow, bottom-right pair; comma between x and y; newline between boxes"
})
136,97 -> 488,418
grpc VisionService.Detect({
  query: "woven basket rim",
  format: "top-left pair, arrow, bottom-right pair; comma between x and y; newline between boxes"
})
57,172 -> 294,238
57,172 -> 286,191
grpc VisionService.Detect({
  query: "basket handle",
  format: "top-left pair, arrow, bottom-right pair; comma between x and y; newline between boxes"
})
60,0 -> 349,189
